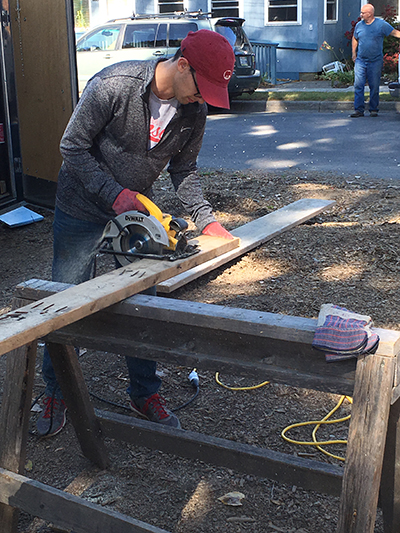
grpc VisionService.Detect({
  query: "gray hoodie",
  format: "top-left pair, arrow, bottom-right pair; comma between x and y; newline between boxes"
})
56,60 -> 216,231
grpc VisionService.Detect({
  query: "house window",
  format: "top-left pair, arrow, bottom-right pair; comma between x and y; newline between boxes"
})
265,0 -> 300,23
212,0 -> 239,18
325,0 -> 338,22
158,0 -> 184,13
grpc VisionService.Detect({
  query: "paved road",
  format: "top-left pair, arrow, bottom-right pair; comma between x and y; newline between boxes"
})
198,109 -> 400,180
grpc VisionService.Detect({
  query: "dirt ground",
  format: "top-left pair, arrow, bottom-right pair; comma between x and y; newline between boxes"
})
1,166 -> 400,532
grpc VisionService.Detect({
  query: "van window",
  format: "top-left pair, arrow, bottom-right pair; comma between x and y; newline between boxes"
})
122,23 -> 159,48
76,26 -> 121,52
214,23 -> 251,52
155,24 -> 168,47
168,22 -> 198,48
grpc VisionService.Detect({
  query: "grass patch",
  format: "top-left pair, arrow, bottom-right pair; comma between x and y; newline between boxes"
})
237,91 -> 398,102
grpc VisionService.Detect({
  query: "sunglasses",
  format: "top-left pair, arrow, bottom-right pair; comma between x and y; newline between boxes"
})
189,66 -> 202,99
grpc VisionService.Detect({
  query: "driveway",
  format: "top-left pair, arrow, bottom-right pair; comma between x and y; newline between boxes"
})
199,109 -> 400,180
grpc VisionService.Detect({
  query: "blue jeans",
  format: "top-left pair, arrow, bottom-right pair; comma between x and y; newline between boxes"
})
42,207 -> 161,400
354,57 -> 383,113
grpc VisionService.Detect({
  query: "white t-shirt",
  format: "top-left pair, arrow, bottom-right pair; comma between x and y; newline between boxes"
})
148,91 -> 179,149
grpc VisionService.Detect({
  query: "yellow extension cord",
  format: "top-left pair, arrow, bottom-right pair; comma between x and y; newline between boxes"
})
215,372 -> 352,462
215,372 -> 271,391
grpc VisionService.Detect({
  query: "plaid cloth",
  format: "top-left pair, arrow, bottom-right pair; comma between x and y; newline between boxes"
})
312,304 -> 380,362
325,331 -> 380,362
316,303 -> 372,328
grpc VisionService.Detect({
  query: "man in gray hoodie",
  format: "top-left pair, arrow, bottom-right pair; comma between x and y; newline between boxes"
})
37,29 -> 235,436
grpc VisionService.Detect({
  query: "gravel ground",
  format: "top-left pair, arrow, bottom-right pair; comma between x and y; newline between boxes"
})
1,167 -> 399,532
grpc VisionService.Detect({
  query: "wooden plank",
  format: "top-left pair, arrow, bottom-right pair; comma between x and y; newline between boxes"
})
380,396 -> 400,533
53,334 -> 358,396
96,409 -> 344,497
157,198 -> 335,292
0,235 -> 239,357
337,354 -> 396,533
26,467 -> 101,533
46,343 -> 110,469
0,468 -> 170,533
0,298 -> 38,533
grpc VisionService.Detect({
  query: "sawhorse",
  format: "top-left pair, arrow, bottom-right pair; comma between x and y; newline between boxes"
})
1,279 -> 400,532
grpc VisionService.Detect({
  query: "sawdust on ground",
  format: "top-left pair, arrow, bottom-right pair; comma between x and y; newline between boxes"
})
1,168 -> 399,533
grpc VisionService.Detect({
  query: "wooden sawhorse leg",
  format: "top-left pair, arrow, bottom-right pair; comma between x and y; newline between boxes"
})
0,341 -> 37,532
46,342 -> 109,469
0,341 -> 110,533
337,353 -> 396,533
0,296 -> 39,532
380,394 -> 400,532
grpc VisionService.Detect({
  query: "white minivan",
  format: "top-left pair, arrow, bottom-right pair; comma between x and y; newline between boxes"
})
76,11 -> 261,98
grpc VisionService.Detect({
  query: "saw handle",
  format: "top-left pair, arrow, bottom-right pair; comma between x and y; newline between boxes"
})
135,193 -> 164,222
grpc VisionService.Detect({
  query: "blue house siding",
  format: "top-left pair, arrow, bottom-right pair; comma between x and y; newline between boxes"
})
243,0 -> 360,79
187,0 -> 209,11
132,0 -> 361,79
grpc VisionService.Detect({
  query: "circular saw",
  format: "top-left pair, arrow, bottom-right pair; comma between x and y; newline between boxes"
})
100,194 -> 200,266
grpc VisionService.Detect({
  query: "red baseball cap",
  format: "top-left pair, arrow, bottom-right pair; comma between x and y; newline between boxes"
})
181,29 -> 235,109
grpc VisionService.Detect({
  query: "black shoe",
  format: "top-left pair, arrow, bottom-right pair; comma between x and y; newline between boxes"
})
350,111 -> 364,117
370,111 -> 378,117
36,396 -> 67,437
130,393 -> 181,429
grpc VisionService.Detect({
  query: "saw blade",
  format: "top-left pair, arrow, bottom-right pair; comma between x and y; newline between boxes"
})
116,223 -> 165,264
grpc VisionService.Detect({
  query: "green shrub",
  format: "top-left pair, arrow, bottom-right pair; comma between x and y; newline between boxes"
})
322,70 -> 355,86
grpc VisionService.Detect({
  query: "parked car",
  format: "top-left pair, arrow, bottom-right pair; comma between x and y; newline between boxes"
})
388,58 -> 400,98
74,28 -> 88,42
75,11 -> 261,99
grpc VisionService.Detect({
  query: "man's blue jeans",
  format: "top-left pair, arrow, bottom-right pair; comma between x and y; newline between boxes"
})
42,207 -> 161,400
354,57 -> 383,113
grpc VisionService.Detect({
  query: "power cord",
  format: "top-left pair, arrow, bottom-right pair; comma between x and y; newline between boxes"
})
215,372 -> 270,391
172,369 -> 199,412
214,372 -> 352,462
281,395 -> 352,462
29,388 -> 62,437
89,391 -> 132,411
31,391 -> 45,409
31,368 -> 201,427
88,369 -> 200,412
29,391 -> 45,435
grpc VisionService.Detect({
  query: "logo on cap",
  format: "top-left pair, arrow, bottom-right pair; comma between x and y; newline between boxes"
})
223,70 -> 233,81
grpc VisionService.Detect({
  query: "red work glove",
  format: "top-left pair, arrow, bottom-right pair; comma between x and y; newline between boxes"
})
202,221 -> 234,239
112,189 -> 148,215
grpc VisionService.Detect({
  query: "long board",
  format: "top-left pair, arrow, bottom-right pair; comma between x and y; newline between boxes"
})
0,235 -> 239,357
0,468 -> 169,533
0,198 -> 335,357
157,198 -> 335,293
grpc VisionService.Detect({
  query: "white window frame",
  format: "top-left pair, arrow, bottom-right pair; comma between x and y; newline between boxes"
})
324,0 -> 338,23
210,0 -> 242,19
156,0 -> 186,13
264,0 -> 302,26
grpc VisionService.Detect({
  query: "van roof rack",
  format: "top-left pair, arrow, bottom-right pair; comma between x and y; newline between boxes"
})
129,10 -> 213,20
